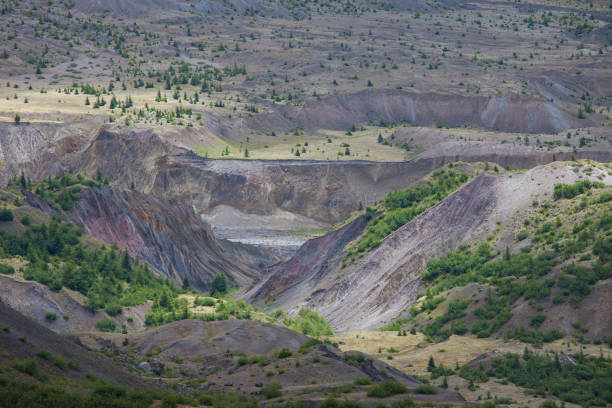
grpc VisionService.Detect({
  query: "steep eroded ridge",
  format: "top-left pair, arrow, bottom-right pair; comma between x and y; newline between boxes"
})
26,185 -> 257,291
256,163 -> 612,331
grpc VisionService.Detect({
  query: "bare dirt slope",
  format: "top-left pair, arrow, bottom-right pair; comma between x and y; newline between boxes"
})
249,162 -> 612,331
245,215 -> 369,306
80,319 -> 464,405
0,301 -> 148,387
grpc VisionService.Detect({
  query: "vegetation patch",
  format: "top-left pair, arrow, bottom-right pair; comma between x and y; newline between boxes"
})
459,349 -> 612,407
366,380 -> 408,398
9,173 -> 106,211
404,181 -> 612,344
345,169 -> 471,262
280,308 -> 334,336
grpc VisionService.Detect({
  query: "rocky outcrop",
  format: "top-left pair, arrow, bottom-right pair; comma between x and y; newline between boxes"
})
26,186 -> 258,290
75,127 -> 187,194
0,122 -> 86,185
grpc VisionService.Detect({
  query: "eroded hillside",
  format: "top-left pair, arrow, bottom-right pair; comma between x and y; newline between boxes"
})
249,161 -> 612,332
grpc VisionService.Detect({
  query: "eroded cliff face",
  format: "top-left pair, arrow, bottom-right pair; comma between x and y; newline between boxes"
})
238,90 -> 589,135
251,164 -> 612,331
0,122 -> 86,184
26,186 -> 258,290
76,128 -> 612,230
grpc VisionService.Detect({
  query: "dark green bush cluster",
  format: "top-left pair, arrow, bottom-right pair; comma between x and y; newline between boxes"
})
503,326 -> 564,347
553,179 -> 603,200
260,382 -> 282,399
344,352 -> 366,365
0,263 -> 15,274
236,355 -> 269,367
276,349 -> 293,359
10,172 -> 106,211
0,214 -> 183,326
36,350 -> 79,371
298,338 -> 322,354
366,380 -> 408,398
0,208 -> 13,222
11,359 -> 47,381
413,384 -> 437,394
460,350 -> 612,407
96,318 -> 117,332
0,376 -> 230,408
415,184 -> 612,343
423,299 -> 470,341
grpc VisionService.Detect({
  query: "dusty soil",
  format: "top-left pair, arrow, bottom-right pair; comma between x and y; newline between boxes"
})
78,319 -> 465,405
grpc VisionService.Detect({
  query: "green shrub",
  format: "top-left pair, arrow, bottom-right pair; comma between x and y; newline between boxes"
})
354,377 -> 371,385
344,353 -> 366,365
599,192 -> 612,203
554,180 -> 603,200
451,320 -> 468,335
260,382 -> 282,399
0,209 -> 13,222
0,375 -> 222,408
516,230 -> 529,241
12,359 -> 46,380
194,297 -> 215,307
105,303 -> 122,316
0,264 -> 15,275
45,312 -> 57,321
390,398 -> 415,408
276,348 -> 292,359
298,338 -> 322,354
530,313 -> 547,327
282,308 -> 333,336
366,380 -> 407,398
51,355 -> 69,370
96,318 -> 116,332
210,272 -> 228,296
413,384 -> 438,394
504,326 -> 564,346
337,383 -> 353,393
